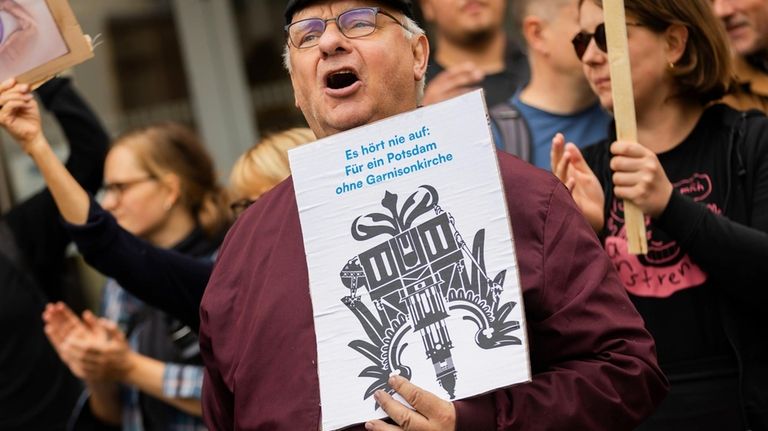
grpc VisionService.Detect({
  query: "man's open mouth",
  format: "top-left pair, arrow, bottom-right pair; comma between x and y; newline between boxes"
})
326,71 -> 360,90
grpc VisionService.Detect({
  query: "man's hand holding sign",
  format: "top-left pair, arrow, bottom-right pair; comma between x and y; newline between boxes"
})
365,375 -> 456,431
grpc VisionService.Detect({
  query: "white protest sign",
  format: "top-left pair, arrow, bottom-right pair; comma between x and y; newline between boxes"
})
289,90 -> 530,430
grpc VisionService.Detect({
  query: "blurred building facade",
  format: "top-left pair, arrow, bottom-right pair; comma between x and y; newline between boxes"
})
1,0 -> 305,205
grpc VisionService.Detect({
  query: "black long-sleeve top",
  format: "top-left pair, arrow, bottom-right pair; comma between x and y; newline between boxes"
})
582,104 -> 768,428
5,78 -> 109,300
66,200 -> 213,331
0,78 -> 110,431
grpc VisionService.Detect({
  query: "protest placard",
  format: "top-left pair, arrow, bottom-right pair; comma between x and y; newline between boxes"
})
290,90 -> 531,430
0,0 -> 92,85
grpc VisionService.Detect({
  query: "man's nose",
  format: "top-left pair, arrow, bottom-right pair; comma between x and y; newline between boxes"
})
318,20 -> 350,56
711,0 -> 734,19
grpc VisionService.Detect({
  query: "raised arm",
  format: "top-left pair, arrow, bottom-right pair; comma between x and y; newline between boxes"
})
64,200 -> 212,329
1,78 -> 109,299
0,79 -> 94,224
0,79 -> 208,328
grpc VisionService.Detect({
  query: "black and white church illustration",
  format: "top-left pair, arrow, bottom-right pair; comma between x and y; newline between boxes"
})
339,185 -> 523,407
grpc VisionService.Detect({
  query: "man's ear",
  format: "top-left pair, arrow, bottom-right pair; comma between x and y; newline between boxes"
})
522,16 -> 548,56
412,33 -> 430,82
665,23 -> 688,64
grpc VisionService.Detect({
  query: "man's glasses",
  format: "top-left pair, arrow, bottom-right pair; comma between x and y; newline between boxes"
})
285,7 -> 406,49
571,22 -> 643,60
100,177 -> 155,202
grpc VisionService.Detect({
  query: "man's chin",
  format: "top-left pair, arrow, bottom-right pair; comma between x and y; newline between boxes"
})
318,114 -> 372,136
460,27 -> 496,45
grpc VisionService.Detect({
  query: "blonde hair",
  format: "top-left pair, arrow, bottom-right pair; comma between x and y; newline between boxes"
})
113,122 -> 231,238
229,128 -> 316,201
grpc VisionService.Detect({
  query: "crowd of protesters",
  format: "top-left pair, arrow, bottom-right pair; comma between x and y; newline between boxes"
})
0,0 -> 766,430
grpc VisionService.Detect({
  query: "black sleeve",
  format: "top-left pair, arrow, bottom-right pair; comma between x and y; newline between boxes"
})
36,77 -> 110,193
65,199 -> 212,330
3,78 -> 109,300
581,140 -> 614,240
581,140 -> 612,188
655,116 -> 768,304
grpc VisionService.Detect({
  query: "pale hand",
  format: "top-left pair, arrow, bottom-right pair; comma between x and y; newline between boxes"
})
421,62 -> 484,106
365,375 -> 456,431
43,303 -> 134,382
0,79 -> 43,150
609,140 -> 673,218
551,133 -> 605,232
43,302 -> 93,379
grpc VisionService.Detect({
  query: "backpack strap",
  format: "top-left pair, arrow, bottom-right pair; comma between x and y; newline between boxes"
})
489,101 -> 532,162
725,107 -> 763,223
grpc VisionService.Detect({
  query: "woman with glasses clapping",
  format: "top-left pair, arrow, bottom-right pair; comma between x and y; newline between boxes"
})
551,0 -> 768,429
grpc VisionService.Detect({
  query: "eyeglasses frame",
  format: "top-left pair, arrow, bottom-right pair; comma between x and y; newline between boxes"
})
285,6 -> 407,49
100,177 -> 156,203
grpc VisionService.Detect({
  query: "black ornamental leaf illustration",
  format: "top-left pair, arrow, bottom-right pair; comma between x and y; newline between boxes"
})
400,185 -> 438,230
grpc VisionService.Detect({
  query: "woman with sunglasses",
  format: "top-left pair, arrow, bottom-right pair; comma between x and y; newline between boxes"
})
552,0 -> 768,429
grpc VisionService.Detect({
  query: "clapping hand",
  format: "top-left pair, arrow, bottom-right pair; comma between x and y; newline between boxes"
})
43,302 -> 133,382
551,133 -> 605,232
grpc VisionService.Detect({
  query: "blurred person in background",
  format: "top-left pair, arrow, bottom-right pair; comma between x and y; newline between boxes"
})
552,0 -> 768,428
228,127 -> 315,216
418,0 -> 529,106
492,0 -> 610,168
0,77 -> 108,430
0,87 -> 231,430
711,0 -> 768,112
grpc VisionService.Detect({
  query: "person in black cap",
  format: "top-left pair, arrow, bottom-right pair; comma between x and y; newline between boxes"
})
197,1 -> 667,430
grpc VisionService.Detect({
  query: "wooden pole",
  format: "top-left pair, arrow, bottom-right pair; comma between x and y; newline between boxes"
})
603,0 -> 648,255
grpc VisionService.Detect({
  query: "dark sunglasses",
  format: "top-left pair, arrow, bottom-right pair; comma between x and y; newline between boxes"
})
571,22 -> 642,60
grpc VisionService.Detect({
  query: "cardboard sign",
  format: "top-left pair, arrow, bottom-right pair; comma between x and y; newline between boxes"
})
0,0 -> 93,85
289,90 -> 531,430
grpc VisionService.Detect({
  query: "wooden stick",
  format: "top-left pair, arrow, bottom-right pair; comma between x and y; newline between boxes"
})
603,0 -> 648,255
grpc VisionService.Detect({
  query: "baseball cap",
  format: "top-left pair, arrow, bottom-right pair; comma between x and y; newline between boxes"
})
284,0 -> 415,25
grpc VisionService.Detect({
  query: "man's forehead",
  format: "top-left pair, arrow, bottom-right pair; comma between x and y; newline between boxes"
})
288,0 -> 413,22
292,0 -> 370,20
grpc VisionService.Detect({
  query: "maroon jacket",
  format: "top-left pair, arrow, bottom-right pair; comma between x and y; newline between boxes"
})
199,151 -> 668,430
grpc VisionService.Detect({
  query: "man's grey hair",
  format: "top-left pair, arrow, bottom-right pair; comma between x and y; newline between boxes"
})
282,14 -> 427,103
